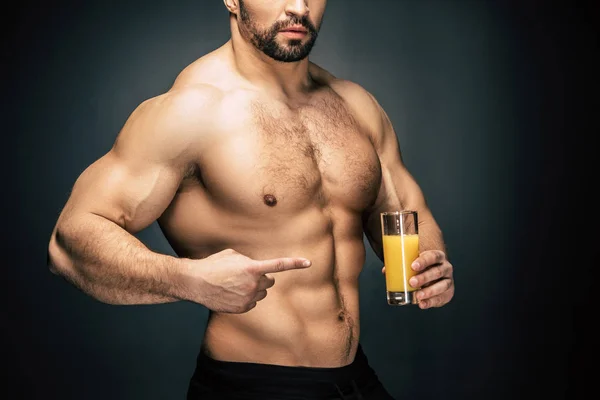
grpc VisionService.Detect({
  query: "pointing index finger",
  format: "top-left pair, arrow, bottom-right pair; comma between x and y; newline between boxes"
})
253,258 -> 312,274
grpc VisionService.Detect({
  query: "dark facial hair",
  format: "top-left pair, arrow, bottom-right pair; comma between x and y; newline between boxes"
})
238,1 -> 319,63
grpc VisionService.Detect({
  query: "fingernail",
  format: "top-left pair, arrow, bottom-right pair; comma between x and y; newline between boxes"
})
412,261 -> 420,271
303,260 -> 311,267
410,278 -> 418,287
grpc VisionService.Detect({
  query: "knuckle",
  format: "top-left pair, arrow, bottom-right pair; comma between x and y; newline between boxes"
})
235,305 -> 246,313
437,251 -> 445,263
426,296 -> 437,308
237,302 -> 251,313
276,260 -> 286,272
435,267 -> 444,280
248,261 -> 261,274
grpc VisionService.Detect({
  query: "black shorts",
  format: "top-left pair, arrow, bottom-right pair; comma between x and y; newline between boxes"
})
186,344 -> 396,400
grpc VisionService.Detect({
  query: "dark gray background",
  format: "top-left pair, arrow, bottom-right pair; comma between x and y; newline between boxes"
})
5,0 -> 595,399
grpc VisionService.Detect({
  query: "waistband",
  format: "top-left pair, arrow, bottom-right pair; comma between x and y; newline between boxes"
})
191,344 -> 376,397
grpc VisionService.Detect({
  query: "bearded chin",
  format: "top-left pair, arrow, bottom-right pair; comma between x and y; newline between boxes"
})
238,5 -> 318,62
253,33 -> 317,63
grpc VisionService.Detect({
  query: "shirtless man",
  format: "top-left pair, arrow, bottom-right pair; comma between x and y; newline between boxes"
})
47,1 -> 454,399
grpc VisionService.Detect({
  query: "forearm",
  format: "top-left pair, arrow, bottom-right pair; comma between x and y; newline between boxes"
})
414,208 -> 446,253
48,213 -> 187,305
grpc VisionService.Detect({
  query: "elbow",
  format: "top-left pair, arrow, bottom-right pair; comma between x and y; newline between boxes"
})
47,223 -> 121,305
47,254 -> 60,275
47,226 -> 73,277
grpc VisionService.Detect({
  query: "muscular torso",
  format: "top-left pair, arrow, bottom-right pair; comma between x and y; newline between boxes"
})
158,56 -> 383,367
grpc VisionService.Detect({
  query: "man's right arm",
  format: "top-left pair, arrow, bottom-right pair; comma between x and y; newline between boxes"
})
47,87 -> 215,305
48,84 -> 313,311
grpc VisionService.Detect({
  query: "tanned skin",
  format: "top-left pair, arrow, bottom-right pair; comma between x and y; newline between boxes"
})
48,0 -> 454,367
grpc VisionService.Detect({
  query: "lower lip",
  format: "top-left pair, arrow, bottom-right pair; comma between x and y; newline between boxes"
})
280,31 -> 308,39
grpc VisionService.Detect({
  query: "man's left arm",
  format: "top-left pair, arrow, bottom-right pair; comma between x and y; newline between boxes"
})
358,90 -> 455,309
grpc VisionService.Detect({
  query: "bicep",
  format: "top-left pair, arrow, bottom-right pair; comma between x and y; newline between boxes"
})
60,149 -> 183,233
340,82 -> 440,253
55,87 -> 217,234
363,106 -> 435,244
374,98 -> 432,213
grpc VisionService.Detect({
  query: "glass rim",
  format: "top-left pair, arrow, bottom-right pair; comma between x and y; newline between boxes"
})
380,210 -> 417,216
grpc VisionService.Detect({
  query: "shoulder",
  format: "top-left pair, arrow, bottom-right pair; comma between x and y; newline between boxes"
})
112,84 -> 224,162
122,84 -> 223,139
140,84 -> 223,125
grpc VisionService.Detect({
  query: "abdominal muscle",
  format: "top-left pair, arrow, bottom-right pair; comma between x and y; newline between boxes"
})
202,273 -> 361,368
161,198 -> 366,368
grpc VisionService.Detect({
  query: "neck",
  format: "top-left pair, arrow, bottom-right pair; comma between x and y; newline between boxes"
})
228,23 -> 313,97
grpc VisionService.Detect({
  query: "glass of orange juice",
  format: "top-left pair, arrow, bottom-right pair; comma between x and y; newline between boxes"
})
380,211 -> 420,305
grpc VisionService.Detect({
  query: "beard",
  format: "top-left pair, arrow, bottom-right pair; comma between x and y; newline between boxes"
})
238,1 -> 319,63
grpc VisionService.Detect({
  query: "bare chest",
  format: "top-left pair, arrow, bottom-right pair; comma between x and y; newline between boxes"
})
196,94 -> 382,215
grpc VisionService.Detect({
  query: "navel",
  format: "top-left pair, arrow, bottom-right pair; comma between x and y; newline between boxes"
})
263,194 -> 277,207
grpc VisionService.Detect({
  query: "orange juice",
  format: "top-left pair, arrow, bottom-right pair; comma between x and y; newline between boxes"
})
382,234 -> 420,292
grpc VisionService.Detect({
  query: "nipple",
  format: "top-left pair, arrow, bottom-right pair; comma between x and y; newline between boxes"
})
263,194 -> 277,207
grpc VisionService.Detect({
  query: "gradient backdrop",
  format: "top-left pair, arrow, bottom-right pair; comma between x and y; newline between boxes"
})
6,0 -> 595,399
